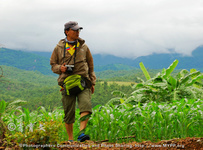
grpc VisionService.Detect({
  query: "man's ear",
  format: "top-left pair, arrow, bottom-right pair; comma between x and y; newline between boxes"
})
65,30 -> 69,36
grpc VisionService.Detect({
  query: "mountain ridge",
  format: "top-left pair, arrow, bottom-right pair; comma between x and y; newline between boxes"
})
29,46 -> 203,72
1,46 -> 203,75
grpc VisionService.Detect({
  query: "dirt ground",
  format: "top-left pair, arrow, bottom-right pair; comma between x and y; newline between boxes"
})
0,137 -> 202,149
58,137 -> 203,150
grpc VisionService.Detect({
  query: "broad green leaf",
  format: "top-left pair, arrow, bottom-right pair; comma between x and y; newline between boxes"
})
132,88 -> 151,94
180,75 -> 190,85
190,69 -> 201,80
177,69 -> 189,80
135,83 -> 144,88
163,59 -> 179,78
153,77 -> 163,83
180,71 -> 200,85
126,103 -> 133,108
139,62 -> 151,80
23,108 -> 30,124
179,75 -> 190,85
106,97 -> 121,105
193,81 -> 203,87
187,74 -> 203,86
6,99 -> 27,110
180,69 -> 189,76
162,68 -> 166,76
190,68 -> 197,73
136,77 -> 144,83
120,98 -> 125,104
93,105 -> 102,110
151,82 -> 167,88
111,90 -> 125,98
0,100 -> 6,114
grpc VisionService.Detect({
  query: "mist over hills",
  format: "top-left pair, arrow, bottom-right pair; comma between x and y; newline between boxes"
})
30,46 -> 203,71
93,46 -> 203,71
0,46 -> 203,76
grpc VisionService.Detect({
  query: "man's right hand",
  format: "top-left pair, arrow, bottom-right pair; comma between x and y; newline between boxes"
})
61,63 -> 67,73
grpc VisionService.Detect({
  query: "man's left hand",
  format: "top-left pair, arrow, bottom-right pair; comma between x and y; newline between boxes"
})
91,86 -> 95,94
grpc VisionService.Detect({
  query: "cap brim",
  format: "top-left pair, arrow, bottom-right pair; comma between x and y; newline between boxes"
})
71,25 -> 83,30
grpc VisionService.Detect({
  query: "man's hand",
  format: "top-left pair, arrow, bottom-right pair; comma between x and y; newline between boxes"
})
61,63 -> 67,73
91,85 -> 95,94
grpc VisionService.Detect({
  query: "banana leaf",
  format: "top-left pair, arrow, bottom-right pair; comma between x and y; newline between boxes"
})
139,62 -> 151,80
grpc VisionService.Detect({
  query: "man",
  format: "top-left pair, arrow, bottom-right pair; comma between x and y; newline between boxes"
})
50,21 -> 96,142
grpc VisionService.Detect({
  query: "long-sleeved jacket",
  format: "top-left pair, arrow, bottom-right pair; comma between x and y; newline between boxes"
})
50,37 -> 96,86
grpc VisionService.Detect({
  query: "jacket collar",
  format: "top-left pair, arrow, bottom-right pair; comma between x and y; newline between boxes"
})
58,37 -> 85,47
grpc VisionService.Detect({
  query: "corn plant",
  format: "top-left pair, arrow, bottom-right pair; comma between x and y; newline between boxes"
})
1,97 -> 203,145
1,100 -> 27,139
85,98 -> 203,143
2,104 -> 65,148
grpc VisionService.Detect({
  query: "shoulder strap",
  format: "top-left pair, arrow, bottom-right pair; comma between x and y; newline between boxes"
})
63,41 -> 66,64
73,41 -> 78,65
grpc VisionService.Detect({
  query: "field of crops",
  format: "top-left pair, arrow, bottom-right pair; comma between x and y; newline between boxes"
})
0,60 -> 203,149
0,98 -> 203,149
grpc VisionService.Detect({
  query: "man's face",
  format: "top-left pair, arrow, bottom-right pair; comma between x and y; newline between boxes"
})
66,28 -> 80,41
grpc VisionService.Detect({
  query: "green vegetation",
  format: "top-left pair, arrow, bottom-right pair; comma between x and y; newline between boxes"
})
0,66 -> 135,110
0,59 -> 203,148
96,68 -> 181,83
95,64 -> 136,72
88,99 -> 203,143
2,47 -> 202,77
0,66 -> 60,110
0,48 -> 53,75
130,60 -> 203,103
1,98 -> 203,146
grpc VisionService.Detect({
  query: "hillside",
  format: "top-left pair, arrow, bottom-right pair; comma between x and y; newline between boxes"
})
1,46 -> 203,76
132,47 -> 203,70
0,48 -> 53,75
0,66 -> 134,110
0,66 -> 60,110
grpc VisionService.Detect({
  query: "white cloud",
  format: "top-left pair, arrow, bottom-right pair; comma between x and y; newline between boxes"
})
1,0 -> 203,58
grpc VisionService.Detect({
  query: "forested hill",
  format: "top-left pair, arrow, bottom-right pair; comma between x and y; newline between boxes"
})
0,48 -> 53,75
1,46 -> 203,76
0,65 -> 134,110
93,46 -> 203,71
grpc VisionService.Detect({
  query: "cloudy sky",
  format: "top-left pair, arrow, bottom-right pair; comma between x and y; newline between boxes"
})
0,0 -> 203,58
